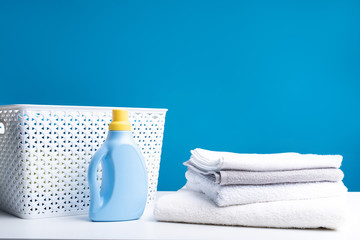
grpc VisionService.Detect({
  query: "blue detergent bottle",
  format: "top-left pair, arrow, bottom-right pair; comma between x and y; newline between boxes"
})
88,109 -> 148,222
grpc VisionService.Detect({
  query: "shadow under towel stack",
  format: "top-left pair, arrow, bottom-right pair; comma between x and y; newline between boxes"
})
154,149 -> 348,229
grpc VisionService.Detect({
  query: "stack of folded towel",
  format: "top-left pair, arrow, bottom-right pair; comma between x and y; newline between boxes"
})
154,149 -> 347,229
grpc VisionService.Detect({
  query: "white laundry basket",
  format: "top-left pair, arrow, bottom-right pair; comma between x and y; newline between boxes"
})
0,105 -> 167,218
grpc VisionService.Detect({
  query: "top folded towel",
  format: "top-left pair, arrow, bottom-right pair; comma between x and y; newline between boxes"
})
190,148 -> 342,172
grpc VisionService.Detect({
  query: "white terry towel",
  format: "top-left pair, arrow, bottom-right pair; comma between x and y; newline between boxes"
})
184,162 -> 344,185
185,170 -> 348,207
154,189 -> 347,229
190,148 -> 342,171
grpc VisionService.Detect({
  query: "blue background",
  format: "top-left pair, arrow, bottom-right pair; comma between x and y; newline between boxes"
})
0,0 -> 359,191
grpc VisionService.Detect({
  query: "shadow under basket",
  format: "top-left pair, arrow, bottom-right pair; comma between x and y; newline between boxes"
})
0,105 -> 167,219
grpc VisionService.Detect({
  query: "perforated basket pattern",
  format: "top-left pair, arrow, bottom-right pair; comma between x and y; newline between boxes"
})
0,105 -> 167,218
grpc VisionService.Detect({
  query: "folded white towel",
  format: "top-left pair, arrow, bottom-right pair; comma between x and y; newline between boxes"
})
190,148 -> 342,171
185,170 -> 348,206
154,189 -> 347,229
184,162 -> 344,185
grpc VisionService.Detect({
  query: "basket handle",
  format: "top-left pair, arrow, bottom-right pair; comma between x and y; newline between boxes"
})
88,146 -> 108,212
0,122 -> 4,135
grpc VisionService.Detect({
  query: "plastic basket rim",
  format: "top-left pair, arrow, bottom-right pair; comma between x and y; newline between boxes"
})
0,104 -> 168,113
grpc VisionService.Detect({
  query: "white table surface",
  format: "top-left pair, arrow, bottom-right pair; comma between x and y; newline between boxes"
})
0,192 -> 359,240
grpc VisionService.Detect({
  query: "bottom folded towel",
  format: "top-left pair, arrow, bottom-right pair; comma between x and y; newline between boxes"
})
154,189 -> 347,229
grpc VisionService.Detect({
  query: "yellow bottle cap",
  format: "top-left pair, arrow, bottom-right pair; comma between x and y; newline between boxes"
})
109,109 -> 132,131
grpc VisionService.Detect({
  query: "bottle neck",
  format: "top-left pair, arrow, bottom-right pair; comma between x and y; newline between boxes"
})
106,130 -> 133,142
107,130 -> 132,136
